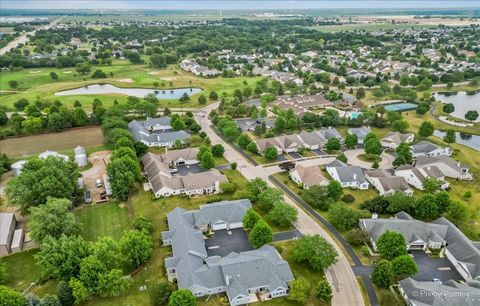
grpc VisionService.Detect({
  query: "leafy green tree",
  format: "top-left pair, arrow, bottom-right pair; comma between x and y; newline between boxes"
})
111,147 -> 137,161
364,132 -> 382,155
133,217 -> 153,233
268,202 -> 298,228
0,154 -> 11,176
302,185 -> 331,211
291,235 -> 338,271
287,277 -> 311,304
0,285 -> 26,306
418,121 -> 434,138
168,289 -> 197,306
97,269 -> 131,297
8,80 -> 19,89
328,203 -> 358,231
72,107 -> 89,126
6,157 -> 79,214
391,255 -> 418,279
376,231 -> 407,260
257,188 -> 283,211
443,103 -> 455,114
465,110 -> 479,122
0,111 -> 8,126
79,255 -> 107,293
249,220 -> 273,248
75,62 -> 91,75
30,198 -> 78,243
120,230 -> 153,267
57,281 -> 75,306
264,146 -> 278,161
415,102 -> 430,115
325,138 -> 340,151
247,178 -> 268,200
392,120 -> 409,133
107,158 -> 135,201
22,116 -> 44,134
105,128 -> 132,148
149,282 -> 173,306
344,134 -> 358,149
447,201 -> 469,224
35,235 -> 91,280
243,208 -> 261,230
115,137 -> 135,150
91,69 -> 107,79
414,194 -> 439,220
69,278 -> 89,304
197,95 -> 207,105
314,280 -> 332,303
423,177 -> 441,193
355,87 -> 366,99
443,129 -> 456,144
171,118 -> 186,131
199,151 -> 215,169
237,133 -> 251,149
92,237 -> 121,270
327,181 -> 343,201
246,142 -> 258,154
179,93 -> 190,103
371,259 -> 393,288
209,91 -> 218,101
274,116 -> 287,134
211,144 -> 224,157
393,142 -> 413,167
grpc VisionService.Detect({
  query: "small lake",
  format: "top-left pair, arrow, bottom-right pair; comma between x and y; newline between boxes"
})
434,130 -> 480,151
55,84 -> 202,99
433,91 -> 480,122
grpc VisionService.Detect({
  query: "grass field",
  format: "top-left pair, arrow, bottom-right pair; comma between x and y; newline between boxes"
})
0,126 -> 103,158
0,61 -> 262,110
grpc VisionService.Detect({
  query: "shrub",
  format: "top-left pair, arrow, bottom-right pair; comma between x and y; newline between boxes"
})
342,194 -> 355,203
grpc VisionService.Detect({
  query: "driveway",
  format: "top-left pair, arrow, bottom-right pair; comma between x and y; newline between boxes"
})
411,251 -> 463,282
174,164 -> 204,176
273,229 -> 302,242
343,149 -> 395,169
205,228 -> 253,257
81,150 -> 111,203
288,152 -> 303,160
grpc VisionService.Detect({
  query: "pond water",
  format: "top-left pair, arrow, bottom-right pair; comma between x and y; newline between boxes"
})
55,84 -> 202,99
433,130 -> 480,151
383,102 -> 418,112
433,91 -> 480,122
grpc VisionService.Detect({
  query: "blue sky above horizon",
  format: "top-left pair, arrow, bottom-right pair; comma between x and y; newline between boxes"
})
1,1 -> 479,10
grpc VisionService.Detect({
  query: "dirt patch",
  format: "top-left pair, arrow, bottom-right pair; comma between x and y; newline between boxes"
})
81,150 -> 111,204
118,78 -> 134,83
0,126 -> 103,157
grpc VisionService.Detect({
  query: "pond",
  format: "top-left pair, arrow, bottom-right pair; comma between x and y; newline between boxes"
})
55,84 -> 202,99
383,102 -> 418,112
433,130 -> 480,151
433,91 -> 480,122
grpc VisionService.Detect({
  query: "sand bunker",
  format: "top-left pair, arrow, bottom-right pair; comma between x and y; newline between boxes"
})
160,77 -> 177,81
29,71 -> 41,74
118,78 -> 134,83
63,71 -> 72,74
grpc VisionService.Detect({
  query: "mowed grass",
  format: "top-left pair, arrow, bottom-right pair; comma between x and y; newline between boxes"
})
0,126 -> 103,158
0,62 -> 262,110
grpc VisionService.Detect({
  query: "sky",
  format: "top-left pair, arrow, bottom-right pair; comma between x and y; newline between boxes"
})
1,1 -> 479,10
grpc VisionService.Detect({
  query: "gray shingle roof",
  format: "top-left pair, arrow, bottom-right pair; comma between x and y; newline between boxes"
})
194,200 -> 251,226
348,126 -> 371,139
327,161 -> 367,184
128,118 -> 189,145
410,140 -> 441,154
0,213 -> 14,246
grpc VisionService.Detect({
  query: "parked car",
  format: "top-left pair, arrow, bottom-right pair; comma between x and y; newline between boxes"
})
84,190 -> 92,204
96,178 -> 102,188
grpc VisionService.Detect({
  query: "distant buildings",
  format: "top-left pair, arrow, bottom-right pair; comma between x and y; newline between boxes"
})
180,59 -> 221,77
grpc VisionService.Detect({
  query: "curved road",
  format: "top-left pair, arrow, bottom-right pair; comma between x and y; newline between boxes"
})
195,102 -> 367,306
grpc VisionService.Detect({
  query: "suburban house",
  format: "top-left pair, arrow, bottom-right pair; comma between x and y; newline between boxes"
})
364,169 -> 413,196
347,126 -> 371,144
380,132 -> 415,149
141,150 -> 228,197
398,278 -> 480,306
394,164 -> 450,191
414,155 -> 473,181
274,135 -> 301,153
161,200 -> 294,305
289,164 -> 329,188
180,59 -> 221,77
410,141 -> 452,158
325,160 -> 369,189
296,131 -> 325,150
128,117 -> 190,148
360,212 -> 480,281
0,213 -> 24,256
256,138 -> 283,155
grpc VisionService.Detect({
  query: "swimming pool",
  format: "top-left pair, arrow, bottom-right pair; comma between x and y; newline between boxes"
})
350,112 -> 360,119
384,102 -> 418,112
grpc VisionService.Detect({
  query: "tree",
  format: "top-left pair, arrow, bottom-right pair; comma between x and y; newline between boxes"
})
133,217 -> 153,233
364,133 -> 382,155
72,107 -> 89,126
6,157 -> 80,214
418,121 -> 434,138
423,177 -> 441,193
150,54 -> 167,68
246,142 -> 258,154
97,269 -> 131,297
247,178 -> 268,200
393,142 -> 413,166
465,110 -> 479,122
0,154 -> 11,176
69,278 -> 89,304
168,289 -> 197,306
416,102 -> 430,115
79,255 -> 107,293
107,158 -> 135,201
287,277 -> 311,304
197,95 -> 207,105
414,193 -> 439,220
392,120 -> 409,133
111,147 -> 137,161
249,220 -> 273,248
327,181 -> 343,201
171,118 -> 186,131
22,117 -> 44,134
75,62 -> 91,75
199,151 -> 215,169
120,230 -> 153,267
447,201 -> 469,224
243,208 -> 261,230
92,69 -> 107,78
237,133 -> 251,149
57,281 -> 75,306
315,280 -> 332,303
8,80 -> 19,89
179,93 -> 190,103
325,138 -> 340,151
344,134 -> 358,149
35,235 -> 90,280
264,146 -> 278,161
371,260 -> 393,288
328,203 -> 358,231
0,285 -> 26,306
149,282 -> 173,306
391,255 -> 418,279
356,87 -> 366,99
291,235 -> 338,270
14,98 -> 29,110
274,116 -> 287,134
0,259 -> 5,284
257,188 -> 284,211
443,103 -> 455,114
30,198 -> 78,243
92,237 -> 121,270
443,129 -> 456,144
302,185 -> 331,211
376,231 -> 407,260
268,202 -> 298,228
209,91 -> 218,101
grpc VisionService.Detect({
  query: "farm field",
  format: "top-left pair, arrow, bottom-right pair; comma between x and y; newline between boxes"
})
312,22 -> 437,32
0,126 -> 103,157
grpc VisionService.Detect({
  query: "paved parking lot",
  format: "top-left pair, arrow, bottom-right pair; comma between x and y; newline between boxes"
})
205,228 -> 253,257
174,164 -> 205,176
411,251 -> 463,282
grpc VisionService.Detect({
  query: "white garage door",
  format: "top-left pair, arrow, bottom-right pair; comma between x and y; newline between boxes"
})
229,222 -> 243,229
213,222 -> 227,230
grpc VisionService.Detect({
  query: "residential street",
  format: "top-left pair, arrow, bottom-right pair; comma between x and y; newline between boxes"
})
195,102 -> 367,306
